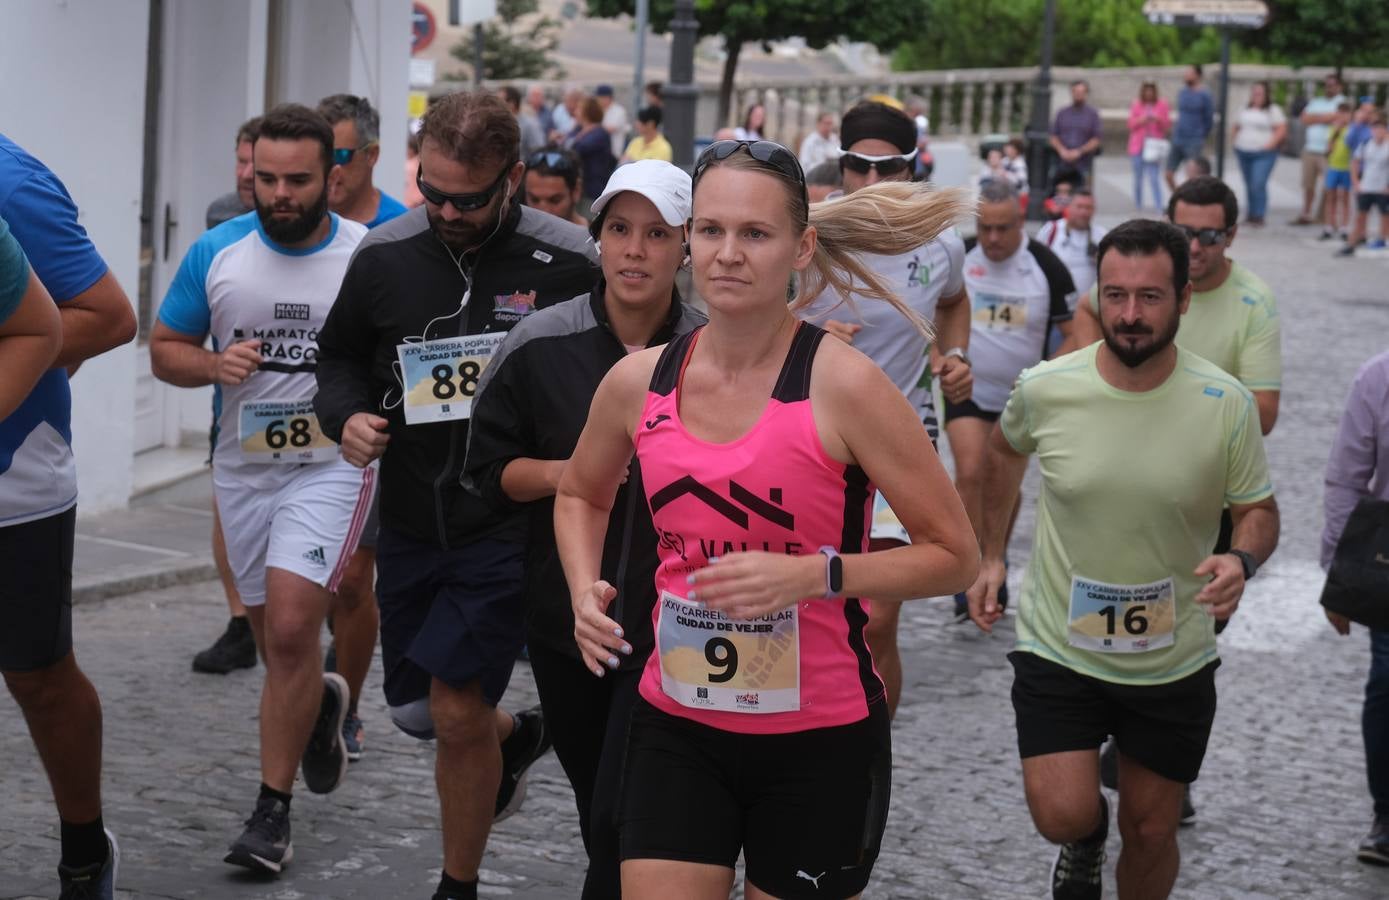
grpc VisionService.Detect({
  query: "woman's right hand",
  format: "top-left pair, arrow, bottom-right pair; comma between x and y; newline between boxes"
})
573,580 -> 633,677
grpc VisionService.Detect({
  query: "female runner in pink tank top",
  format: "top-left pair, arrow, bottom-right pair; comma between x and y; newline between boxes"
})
555,140 -> 978,900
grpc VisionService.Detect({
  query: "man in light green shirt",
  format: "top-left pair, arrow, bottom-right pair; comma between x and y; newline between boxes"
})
968,219 -> 1279,900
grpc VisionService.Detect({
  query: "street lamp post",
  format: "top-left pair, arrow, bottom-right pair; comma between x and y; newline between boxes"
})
1025,0 -> 1058,220
666,0 -> 698,169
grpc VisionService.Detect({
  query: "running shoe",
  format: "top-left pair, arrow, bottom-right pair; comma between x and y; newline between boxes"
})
1369,239 -> 1387,250
950,582 -> 1008,625
1338,244 -> 1357,257
301,672 -> 350,794
224,796 -> 292,874
57,828 -> 118,900
1050,794 -> 1107,900
495,705 -> 553,822
1358,815 -> 1389,865
342,711 -> 365,762
192,616 -> 257,673
1180,785 -> 1196,827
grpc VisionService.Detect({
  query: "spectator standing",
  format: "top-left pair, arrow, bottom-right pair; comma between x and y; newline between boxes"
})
1347,97 -> 1379,157
551,88 -> 582,142
594,85 -> 629,160
1049,79 -> 1103,184
404,131 -> 424,208
1167,65 -> 1215,192
1231,81 -> 1287,226
206,117 -> 262,229
499,85 -> 546,159
1338,110 -> 1389,256
1003,137 -> 1029,195
525,84 -> 554,137
1323,102 -> 1355,241
1036,188 -> 1108,299
1294,73 -> 1349,225
620,106 -> 672,163
799,111 -> 839,171
733,102 -> 766,141
568,96 -> 616,211
1127,82 -> 1171,212
1321,347 -> 1389,866
643,81 -> 663,108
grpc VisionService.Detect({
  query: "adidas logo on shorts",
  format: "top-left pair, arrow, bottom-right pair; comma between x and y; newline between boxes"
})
302,546 -> 327,567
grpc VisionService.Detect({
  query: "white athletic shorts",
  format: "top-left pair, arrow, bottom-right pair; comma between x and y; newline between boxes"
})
213,460 -> 377,606
870,490 -> 911,545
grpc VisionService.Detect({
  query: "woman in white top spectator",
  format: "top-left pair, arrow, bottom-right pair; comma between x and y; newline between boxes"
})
799,111 -> 839,170
732,103 -> 766,141
1231,81 -> 1287,226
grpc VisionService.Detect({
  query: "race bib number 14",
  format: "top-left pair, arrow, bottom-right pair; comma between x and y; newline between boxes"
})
396,332 -> 506,425
1067,574 -> 1176,653
657,590 -> 800,714
238,398 -> 338,464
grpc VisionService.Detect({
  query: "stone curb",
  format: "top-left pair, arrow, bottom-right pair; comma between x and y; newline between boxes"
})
73,559 -> 219,606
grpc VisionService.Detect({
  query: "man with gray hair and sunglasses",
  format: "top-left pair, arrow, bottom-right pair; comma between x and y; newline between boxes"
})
317,94 -> 408,230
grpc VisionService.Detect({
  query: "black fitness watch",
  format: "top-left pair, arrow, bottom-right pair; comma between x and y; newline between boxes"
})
1229,549 -> 1258,581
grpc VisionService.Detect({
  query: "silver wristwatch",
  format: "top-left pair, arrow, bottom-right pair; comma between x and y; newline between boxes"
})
943,346 -> 971,367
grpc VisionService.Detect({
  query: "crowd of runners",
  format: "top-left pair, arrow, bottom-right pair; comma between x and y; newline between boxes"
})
4,83 -> 1388,900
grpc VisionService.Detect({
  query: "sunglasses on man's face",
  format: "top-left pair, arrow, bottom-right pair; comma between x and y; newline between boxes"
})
837,149 -> 917,177
332,143 -> 377,166
693,140 -> 808,210
1174,224 -> 1231,247
416,166 -> 511,212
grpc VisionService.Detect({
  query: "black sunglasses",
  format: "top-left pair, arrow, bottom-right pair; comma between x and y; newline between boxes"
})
1174,224 -> 1231,247
526,150 -> 575,172
694,140 -> 808,211
838,150 -> 916,177
416,165 -> 511,212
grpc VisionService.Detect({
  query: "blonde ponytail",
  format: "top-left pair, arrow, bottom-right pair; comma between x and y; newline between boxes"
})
793,181 -> 976,342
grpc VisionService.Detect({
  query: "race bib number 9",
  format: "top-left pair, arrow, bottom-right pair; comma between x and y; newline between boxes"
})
657,590 -> 800,714
238,398 -> 338,464
396,332 -> 506,425
1067,574 -> 1176,653
972,292 -> 1028,331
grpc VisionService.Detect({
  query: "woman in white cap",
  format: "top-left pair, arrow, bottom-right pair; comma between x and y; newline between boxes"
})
465,159 -> 704,900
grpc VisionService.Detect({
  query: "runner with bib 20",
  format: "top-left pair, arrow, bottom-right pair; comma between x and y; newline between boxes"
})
554,140 -> 978,900
966,219 -> 1279,900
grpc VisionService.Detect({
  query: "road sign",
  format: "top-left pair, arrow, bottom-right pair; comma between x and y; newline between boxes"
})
1143,0 -> 1268,29
411,2 -> 437,54
449,0 -> 497,27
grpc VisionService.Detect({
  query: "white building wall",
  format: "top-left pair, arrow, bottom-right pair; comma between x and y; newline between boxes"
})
0,0 -> 150,515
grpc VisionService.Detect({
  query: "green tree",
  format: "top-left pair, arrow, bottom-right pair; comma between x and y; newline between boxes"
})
893,0 -> 1229,70
1239,0 -> 1389,69
586,0 -> 928,124
450,0 -> 566,81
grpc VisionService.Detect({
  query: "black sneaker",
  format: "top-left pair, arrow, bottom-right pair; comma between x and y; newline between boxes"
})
949,582 -> 1008,625
1358,815 -> 1389,865
224,796 -> 292,874
495,705 -> 553,822
1180,785 -> 1196,826
1051,794 -> 1107,900
342,711 -> 365,762
1099,739 -> 1118,791
58,828 -> 118,900
301,672 -> 350,794
192,616 -> 257,674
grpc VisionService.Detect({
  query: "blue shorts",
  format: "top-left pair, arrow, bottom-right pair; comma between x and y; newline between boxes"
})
1326,169 -> 1352,191
375,532 -> 525,712
1166,139 -> 1205,172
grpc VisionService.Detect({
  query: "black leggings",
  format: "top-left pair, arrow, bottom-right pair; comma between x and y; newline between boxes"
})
526,639 -> 644,899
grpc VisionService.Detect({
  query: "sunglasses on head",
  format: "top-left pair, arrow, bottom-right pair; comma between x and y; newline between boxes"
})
694,140 -> 808,210
837,149 -> 917,177
416,165 -> 511,212
527,150 -> 575,172
332,142 -> 377,166
1174,224 -> 1230,247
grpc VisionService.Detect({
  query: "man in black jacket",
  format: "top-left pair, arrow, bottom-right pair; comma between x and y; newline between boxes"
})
314,90 -> 596,900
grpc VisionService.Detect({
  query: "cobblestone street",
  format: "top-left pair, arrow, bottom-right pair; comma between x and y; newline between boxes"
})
4,161 -> 1389,898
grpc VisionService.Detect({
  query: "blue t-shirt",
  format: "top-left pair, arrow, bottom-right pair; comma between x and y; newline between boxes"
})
0,133 -> 109,526
365,190 -> 408,230
1347,122 -> 1374,156
0,214 -> 30,326
1173,87 -> 1214,143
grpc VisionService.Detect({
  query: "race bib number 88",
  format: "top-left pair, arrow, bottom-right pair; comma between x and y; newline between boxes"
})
238,398 -> 338,464
396,332 -> 507,425
657,590 -> 800,713
1067,574 -> 1176,653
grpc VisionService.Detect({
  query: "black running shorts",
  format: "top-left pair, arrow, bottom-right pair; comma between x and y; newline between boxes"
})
942,396 -> 1002,424
0,507 -> 76,671
1009,650 -> 1219,784
618,697 -> 892,899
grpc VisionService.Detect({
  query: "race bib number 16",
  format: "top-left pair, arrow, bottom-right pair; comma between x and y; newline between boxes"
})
1067,574 -> 1176,653
396,332 -> 506,425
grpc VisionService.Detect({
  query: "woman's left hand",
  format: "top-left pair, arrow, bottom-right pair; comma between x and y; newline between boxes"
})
686,552 -> 823,620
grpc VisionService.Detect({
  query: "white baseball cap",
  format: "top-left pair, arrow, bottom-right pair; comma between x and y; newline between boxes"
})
590,160 -> 692,228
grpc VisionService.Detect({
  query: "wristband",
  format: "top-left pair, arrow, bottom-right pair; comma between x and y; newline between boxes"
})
818,546 -> 843,598
943,346 -> 971,367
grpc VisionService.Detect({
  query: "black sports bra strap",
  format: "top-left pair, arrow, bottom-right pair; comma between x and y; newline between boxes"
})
771,322 -> 826,403
648,327 -> 700,397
